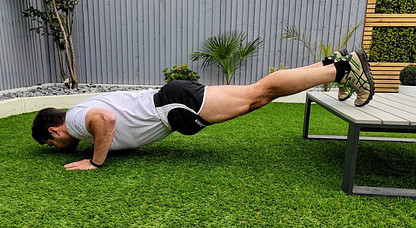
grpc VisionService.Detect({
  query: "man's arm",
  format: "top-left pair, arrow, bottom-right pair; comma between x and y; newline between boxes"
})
64,108 -> 116,170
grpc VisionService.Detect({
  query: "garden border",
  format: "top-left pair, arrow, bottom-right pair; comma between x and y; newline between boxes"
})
0,84 -> 311,119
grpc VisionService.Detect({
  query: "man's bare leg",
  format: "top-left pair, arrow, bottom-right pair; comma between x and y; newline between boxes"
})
199,63 -> 336,124
297,62 -> 323,69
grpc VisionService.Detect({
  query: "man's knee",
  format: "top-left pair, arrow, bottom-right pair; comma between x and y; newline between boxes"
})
247,83 -> 273,110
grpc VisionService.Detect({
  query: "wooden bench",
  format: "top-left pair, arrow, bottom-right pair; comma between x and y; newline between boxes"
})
303,92 -> 416,198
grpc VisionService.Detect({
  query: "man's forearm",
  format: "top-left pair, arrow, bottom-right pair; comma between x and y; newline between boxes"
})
64,108 -> 116,170
86,108 -> 117,166
90,114 -> 116,165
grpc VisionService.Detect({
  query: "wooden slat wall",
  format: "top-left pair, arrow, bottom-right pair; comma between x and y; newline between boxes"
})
363,0 -> 416,93
370,62 -> 416,93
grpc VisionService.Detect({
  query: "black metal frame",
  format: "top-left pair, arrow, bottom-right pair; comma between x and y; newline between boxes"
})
303,95 -> 416,198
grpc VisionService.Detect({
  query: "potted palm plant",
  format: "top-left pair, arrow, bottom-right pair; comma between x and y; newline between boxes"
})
190,31 -> 263,85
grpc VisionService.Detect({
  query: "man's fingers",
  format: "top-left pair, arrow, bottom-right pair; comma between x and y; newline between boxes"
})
64,159 -> 97,170
64,162 -> 76,168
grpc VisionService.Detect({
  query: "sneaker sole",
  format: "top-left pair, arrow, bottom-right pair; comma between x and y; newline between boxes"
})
354,49 -> 375,107
339,93 -> 351,101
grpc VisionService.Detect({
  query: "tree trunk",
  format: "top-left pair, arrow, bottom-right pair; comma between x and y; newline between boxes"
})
51,0 -> 78,89
57,46 -> 70,88
66,12 -> 78,89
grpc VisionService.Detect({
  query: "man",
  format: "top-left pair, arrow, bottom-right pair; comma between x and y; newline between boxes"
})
32,49 -> 374,170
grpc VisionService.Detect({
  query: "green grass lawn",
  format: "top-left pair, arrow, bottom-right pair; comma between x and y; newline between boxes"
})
1,103 -> 415,227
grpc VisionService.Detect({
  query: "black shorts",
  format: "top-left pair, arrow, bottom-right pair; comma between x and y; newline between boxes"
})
153,80 -> 211,135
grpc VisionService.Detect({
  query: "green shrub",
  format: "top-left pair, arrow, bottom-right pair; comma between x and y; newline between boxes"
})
375,0 -> 416,14
400,65 -> 416,86
163,64 -> 200,83
369,27 -> 416,62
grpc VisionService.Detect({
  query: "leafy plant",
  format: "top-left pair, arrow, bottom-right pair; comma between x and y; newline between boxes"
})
190,31 -> 263,85
163,64 -> 200,83
370,27 -> 416,63
400,65 -> 416,86
375,0 -> 416,14
282,22 -> 363,91
23,0 -> 79,89
269,64 -> 287,74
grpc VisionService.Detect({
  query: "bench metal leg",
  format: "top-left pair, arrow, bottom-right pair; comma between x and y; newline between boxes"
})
303,96 -> 312,139
341,124 -> 416,198
342,123 -> 360,194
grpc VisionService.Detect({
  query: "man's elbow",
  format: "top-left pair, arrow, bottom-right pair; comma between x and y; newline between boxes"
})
102,112 -> 116,127
93,110 -> 116,129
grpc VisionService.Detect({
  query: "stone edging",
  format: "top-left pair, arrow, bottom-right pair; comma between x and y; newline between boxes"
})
0,93 -> 101,118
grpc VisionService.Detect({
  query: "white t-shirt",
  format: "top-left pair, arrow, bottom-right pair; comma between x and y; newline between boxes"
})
65,90 -> 172,150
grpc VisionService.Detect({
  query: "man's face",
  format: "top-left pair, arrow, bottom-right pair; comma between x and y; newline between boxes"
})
45,135 -> 79,151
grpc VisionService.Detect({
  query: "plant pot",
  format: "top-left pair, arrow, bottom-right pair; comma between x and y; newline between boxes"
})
398,85 -> 416,96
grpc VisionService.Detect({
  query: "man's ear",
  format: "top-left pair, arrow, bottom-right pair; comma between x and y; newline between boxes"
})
48,127 -> 59,136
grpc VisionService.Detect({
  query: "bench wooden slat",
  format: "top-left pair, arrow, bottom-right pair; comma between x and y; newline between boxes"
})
370,100 -> 416,125
308,92 -> 381,124
376,93 -> 416,109
308,92 -> 416,125
386,93 -> 416,103
327,93 -> 413,125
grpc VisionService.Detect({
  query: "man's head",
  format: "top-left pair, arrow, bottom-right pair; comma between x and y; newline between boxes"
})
32,108 -> 79,151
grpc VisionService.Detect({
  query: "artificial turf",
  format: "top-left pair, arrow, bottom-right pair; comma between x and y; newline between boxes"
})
0,103 -> 415,227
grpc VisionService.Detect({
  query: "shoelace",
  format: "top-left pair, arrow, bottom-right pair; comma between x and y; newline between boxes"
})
334,77 -> 354,95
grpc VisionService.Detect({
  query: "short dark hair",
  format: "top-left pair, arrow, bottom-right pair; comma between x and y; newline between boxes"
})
32,108 -> 66,144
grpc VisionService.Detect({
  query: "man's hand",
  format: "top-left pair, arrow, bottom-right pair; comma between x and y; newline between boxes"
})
63,108 -> 115,171
64,159 -> 98,170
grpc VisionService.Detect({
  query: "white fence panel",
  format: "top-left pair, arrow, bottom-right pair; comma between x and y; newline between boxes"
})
0,0 -> 368,90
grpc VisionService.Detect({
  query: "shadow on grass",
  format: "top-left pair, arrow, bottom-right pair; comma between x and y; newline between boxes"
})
354,142 -> 416,189
34,137 -> 224,168
301,136 -> 416,190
